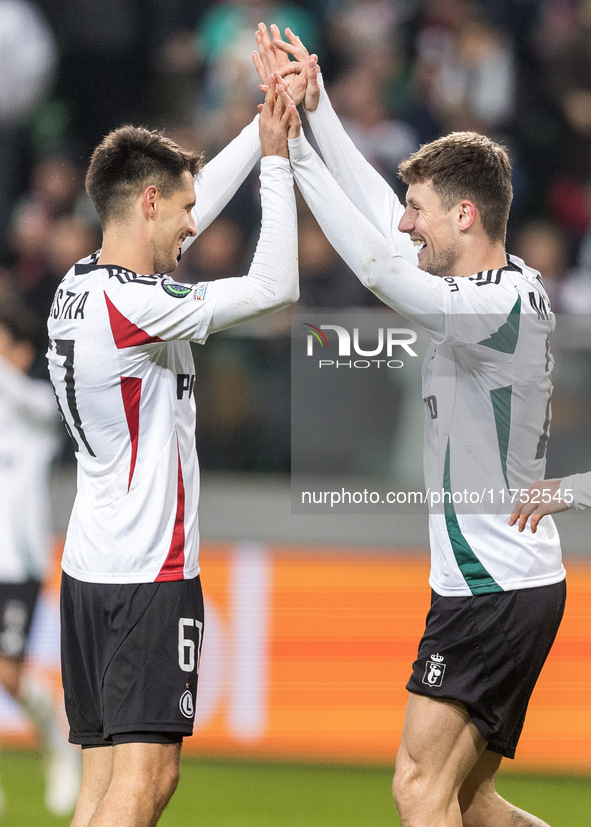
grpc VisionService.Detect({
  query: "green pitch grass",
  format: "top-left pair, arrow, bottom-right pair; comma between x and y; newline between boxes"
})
0,750 -> 589,825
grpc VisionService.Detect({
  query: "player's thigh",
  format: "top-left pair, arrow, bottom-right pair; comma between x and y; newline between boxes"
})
396,692 -> 487,790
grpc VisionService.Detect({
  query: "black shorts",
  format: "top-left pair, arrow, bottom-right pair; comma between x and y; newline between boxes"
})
0,580 -> 42,660
60,572 -> 204,748
406,581 -> 566,758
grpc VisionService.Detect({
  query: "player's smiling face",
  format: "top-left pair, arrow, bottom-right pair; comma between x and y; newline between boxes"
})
398,179 -> 461,278
151,171 -> 197,274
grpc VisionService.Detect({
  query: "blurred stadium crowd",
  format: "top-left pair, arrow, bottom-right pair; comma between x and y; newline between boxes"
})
2,0 -> 591,474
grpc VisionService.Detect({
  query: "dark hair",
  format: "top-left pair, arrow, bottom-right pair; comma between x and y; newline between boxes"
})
85,125 -> 205,226
398,131 -> 513,243
0,292 -> 40,347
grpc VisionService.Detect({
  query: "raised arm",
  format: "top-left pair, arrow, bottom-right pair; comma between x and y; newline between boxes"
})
259,25 -> 416,261
287,127 -> 448,339
182,116 -> 261,252
205,75 -> 300,333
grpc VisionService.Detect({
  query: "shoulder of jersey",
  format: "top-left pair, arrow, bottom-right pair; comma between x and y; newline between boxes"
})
69,253 -> 201,300
72,253 -> 165,288
467,259 -> 523,288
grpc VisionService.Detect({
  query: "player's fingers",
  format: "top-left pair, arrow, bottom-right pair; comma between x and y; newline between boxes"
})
272,24 -> 298,56
510,497 -> 535,530
285,27 -> 307,52
252,49 -> 266,82
271,76 -> 285,118
255,24 -> 277,72
529,513 -> 542,534
277,62 -> 301,78
307,56 -> 320,85
257,21 -> 272,48
263,74 -> 277,109
276,86 -> 293,119
286,102 -> 301,138
276,74 -> 295,101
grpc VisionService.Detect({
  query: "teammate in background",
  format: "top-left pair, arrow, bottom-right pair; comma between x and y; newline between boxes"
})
47,78 -> 299,826
254,24 -> 565,827
0,294 -> 80,816
510,474 -> 589,532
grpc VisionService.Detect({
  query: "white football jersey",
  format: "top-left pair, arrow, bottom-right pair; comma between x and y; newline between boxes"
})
0,356 -> 60,582
291,85 -> 565,596
47,262 -> 214,584
418,258 -> 564,595
47,153 -> 298,584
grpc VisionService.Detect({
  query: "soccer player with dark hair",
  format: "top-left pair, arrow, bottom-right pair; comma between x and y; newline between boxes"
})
47,79 -> 300,826
254,24 -> 565,827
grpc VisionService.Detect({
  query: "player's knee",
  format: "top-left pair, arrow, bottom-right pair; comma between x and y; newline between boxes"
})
148,758 -> 180,817
157,760 -> 180,801
393,751 -> 452,822
392,753 -> 424,814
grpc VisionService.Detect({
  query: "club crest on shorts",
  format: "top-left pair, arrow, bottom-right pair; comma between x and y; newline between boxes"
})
179,688 -> 194,718
422,653 -> 446,687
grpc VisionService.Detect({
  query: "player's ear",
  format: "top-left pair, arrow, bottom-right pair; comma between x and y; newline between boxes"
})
457,199 -> 477,231
141,185 -> 158,220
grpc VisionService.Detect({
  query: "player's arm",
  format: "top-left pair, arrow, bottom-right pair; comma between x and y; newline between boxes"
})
286,119 -> 448,339
201,74 -> 300,334
256,25 -> 416,261
182,116 -> 261,252
110,82 -> 298,345
509,472 -> 590,533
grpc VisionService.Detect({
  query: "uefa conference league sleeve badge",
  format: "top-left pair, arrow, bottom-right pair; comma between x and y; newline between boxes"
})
162,282 -> 193,299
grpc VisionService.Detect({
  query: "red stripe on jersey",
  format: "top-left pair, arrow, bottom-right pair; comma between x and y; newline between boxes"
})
120,376 -> 142,491
104,293 -> 163,348
155,442 -> 186,581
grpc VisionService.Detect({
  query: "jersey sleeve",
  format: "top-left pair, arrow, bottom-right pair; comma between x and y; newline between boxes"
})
182,116 -> 261,252
201,155 -> 299,334
305,75 -> 416,261
560,473 -> 591,510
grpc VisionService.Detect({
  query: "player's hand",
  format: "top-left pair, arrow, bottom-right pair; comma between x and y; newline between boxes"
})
272,25 -> 320,111
508,478 -> 569,533
253,23 -> 320,111
258,73 -> 301,158
253,23 -> 292,88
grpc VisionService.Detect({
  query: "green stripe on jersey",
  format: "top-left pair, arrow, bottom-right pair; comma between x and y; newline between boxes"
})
490,385 -> 512,491
443,440 -> 503,594
478,296 -> 521,353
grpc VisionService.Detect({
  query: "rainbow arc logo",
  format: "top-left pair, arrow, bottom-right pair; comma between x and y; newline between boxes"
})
301,323 -> 329,348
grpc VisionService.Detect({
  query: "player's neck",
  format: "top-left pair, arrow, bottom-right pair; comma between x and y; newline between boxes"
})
452,239 -> 507,278
97,226 -> 155,275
